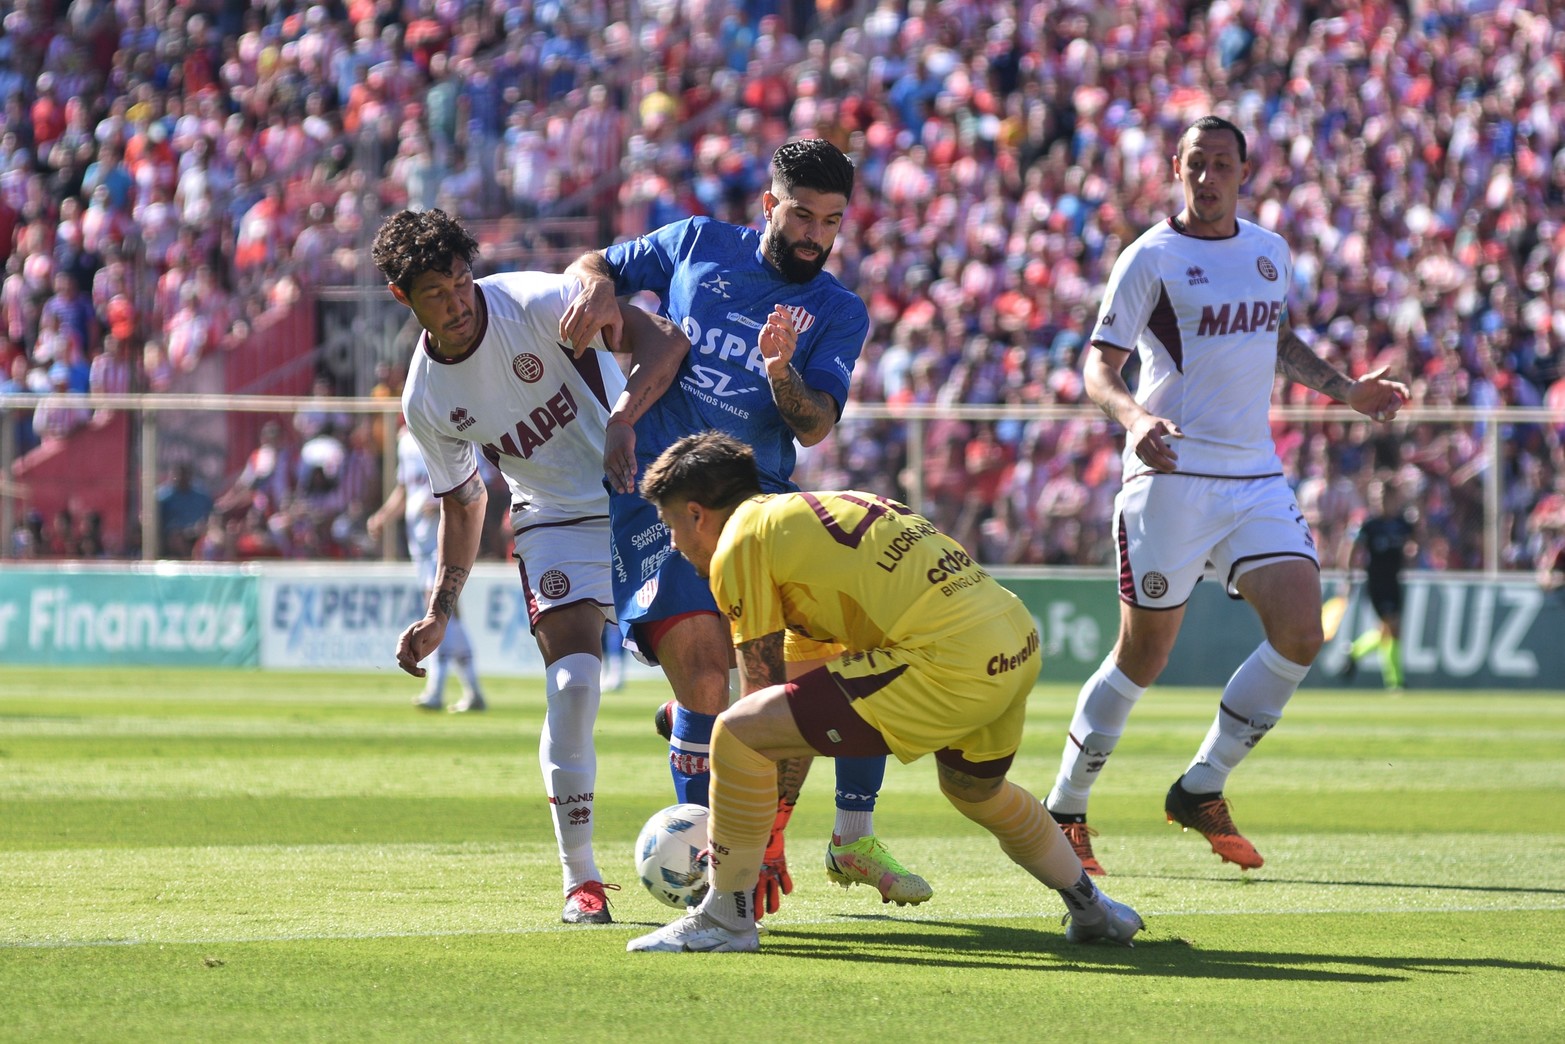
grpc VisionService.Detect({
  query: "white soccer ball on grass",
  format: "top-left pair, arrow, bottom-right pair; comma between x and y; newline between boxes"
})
634,802 -> 711,909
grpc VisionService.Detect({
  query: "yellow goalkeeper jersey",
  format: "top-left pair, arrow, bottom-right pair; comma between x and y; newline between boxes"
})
710,490 -> 1017,652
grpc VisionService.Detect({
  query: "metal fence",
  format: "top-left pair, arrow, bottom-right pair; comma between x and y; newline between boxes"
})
2,393 -> 1559,575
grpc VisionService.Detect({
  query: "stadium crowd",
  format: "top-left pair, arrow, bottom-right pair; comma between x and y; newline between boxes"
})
2,0 -> 1564,573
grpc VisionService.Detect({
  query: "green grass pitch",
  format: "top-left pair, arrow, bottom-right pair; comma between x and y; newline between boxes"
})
2,667 -> 1562,1042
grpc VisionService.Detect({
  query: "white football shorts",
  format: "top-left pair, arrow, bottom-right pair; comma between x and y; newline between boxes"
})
1113,472 -> 1318,609
514,516 -> 617,632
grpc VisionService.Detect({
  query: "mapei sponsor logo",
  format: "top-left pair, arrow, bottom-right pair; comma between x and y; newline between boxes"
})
1196,299 -> 1284,337
986,629 -> 1040,676
1186,265 -> 1208,285
479,383 -> 579,460
450,406 -> 476,431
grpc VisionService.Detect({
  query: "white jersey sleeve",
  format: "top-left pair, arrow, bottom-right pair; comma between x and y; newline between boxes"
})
1090,218 -> 1293,480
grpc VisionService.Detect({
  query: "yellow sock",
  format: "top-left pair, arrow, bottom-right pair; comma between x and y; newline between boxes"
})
946,780 -> 1081,889
708,718 -> 777,895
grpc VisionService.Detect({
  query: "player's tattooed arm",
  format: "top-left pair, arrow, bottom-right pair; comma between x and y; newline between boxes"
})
769,367 -> 838,445
429,470 -> 487,621
1275,314 -> 1355,401
430,565 -> 469,620
776,756 -> 810,805
736,631 -> 788,695
759,305 -> 836,445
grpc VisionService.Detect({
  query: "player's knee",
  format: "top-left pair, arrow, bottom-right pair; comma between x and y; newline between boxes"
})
936,762 -> 1004,806
1114,645 -> 1170,686
1273,623 -> 1324,665
672,669 -> 732,715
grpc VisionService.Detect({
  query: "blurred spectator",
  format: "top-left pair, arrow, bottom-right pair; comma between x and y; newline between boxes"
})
142,337 -> 175,392
40,271 -> 96,353
0,353 -> 40,456
156,462 -> 215,558
293,375 -> 351,441
217,419 -> 294,516
78,510 -> 108,558
166,283 -> 216,372
31,364 -> 90,441
89,332 -> 135,402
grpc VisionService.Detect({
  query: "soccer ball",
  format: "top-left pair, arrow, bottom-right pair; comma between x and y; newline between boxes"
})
635,803 -> 711,909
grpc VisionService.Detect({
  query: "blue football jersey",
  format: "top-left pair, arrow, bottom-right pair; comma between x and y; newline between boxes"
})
603,216 -> 870,653
604,216 -> 868,492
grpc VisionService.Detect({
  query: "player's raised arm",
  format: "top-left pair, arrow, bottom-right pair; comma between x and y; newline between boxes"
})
760,305 -> 838,447
1276,315 -> 1408,421
560,251 -> 624,354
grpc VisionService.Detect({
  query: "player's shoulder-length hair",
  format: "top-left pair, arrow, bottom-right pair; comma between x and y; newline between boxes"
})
642,431 -> 763,509
371,208 -> 480,294
770,138 -> 855,200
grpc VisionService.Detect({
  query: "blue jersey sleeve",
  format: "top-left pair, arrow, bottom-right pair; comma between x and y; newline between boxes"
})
603,220 -> 693,301
793,295 -> 867,418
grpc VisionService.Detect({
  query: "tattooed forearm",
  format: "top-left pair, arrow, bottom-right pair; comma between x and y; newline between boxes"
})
1276,325 -> 1355,401
776,755 -> 812,804
738,632 -> 788,692
769,367 -> 835,444
428,471 -> 485,621
430,565 -> 469,620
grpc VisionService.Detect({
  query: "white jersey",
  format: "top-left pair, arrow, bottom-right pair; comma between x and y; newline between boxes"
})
1091,216 -> 1293,481
401,271 -> 624,528
396,426 -> 439,559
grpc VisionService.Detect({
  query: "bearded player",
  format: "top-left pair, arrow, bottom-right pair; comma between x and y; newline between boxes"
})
559,139 -> 929,916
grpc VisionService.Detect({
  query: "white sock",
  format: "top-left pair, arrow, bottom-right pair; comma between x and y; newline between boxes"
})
443,614 -> 473,660
1181,641 -> 1307,793
832,810 -> 872,845
426,645 -> 451,699
698,888 -> 751,930
442,617 -> 480,693
539,652 -> 603,893
1046,657 -> 1145,816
